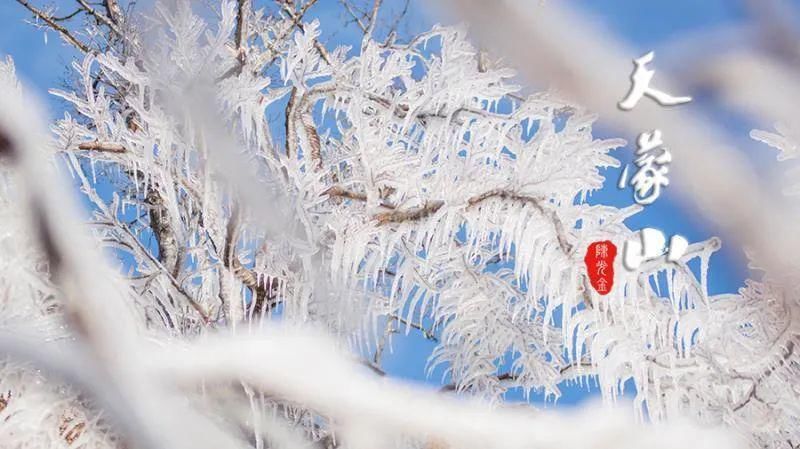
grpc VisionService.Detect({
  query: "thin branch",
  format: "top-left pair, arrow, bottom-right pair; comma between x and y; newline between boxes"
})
223,203 -> 280,315
69,143 -> 209,322
466,188 -> 573,254
324,185 -> 367,202
338,0 -> 368,32
558,361 -> 595,378
285,87 -> 298,158
439,372 -> 517,393
301,111 -> 323,171
364,0 -> 382,42
102,0 -> 124,25
52,8 -> 82,21
324,185 -> 396,209
441,360 -> 595,393
235,0 -> 250,51
118,222 -> 210,323
217,0 -> 312,81
144,185 -> 180,277
285,84 -> 335,166
732,380 -> 759,412
232,0 -> 250,76
279,1 -> 332,66
14,0 -> 91,53
388,313 -> 437,341
359,359 -> 386,376
386,0 -> 409,39
76,0 -> 124,37
374,200 -> 444,225
251,0 -> 321,72
77,141 -> 126,153
73,141 -> 203,201
371,188 -> 573,255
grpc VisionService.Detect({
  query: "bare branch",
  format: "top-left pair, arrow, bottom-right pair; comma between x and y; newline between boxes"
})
223,203 -> 280,316
251,0 -> 321,71
388,313 -> 437,341
234,0 -> 250,72
364,0 -> 382,42
52,8 -> 82,21
374,200 -> 444,225
76,0 -> 124,37
301,111 -> 322,171
77,141 -> 126,153
279,1 -> 332,66
439,372 -> 518,393
14,0 -> 91,53
285,87 -> 298,158
145,187 -> 180,277
338,0 -> 368,32
324,185 -> 367,202
385,0 -> 410,39
102,0 -> 124,25
372,188 -> 573,255
466,189 -> 573,254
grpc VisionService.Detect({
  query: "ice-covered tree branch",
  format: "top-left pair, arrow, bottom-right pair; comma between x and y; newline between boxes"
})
0,1 -> 779,448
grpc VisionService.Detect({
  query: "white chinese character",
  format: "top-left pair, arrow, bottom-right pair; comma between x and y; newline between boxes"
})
630,130 -> 671,205
596,277 -> 608,293
623,228 -> 666,270
635,129 -> 665,155
618,164 -> 630,189
595,243 -> 608,259
667,234 -> 688,262
595,260 -> 608,276
623,228 -> 687,271
631,151 -> 671,205
618,51 -> 692,111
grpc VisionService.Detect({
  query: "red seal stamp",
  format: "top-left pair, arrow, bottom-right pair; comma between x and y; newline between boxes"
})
584,241 -> 617,295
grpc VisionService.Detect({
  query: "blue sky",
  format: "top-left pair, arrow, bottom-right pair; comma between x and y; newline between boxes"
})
0,0 -> 760,408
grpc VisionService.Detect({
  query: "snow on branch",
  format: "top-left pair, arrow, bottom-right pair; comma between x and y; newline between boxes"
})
0,1 -> 771,448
